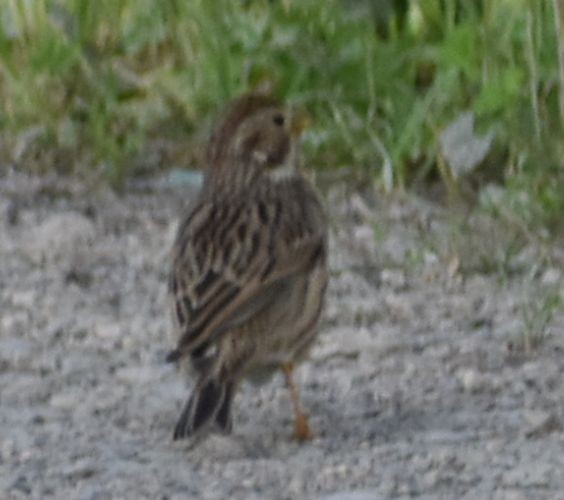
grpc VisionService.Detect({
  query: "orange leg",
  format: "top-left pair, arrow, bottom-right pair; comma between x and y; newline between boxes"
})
281,362 -> 313,441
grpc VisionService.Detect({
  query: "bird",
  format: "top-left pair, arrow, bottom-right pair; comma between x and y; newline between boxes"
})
166,91 -> 328,442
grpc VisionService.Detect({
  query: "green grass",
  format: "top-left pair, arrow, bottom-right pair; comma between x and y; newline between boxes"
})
1,0 -> 563,230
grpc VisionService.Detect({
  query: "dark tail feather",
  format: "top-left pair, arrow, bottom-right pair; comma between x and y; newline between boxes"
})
173,377 -> 234,440
214,382 -> 234,433
165,348 -> 182,363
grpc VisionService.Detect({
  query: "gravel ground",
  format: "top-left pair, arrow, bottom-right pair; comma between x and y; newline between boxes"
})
1,173 -> 563,500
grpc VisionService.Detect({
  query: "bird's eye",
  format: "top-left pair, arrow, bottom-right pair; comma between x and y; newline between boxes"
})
273,114 -> 285,126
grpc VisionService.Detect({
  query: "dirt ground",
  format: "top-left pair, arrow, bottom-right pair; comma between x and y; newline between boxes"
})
1,171 -> 563,500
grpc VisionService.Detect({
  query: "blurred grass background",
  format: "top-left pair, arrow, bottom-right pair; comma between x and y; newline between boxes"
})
1,0 -> 563,232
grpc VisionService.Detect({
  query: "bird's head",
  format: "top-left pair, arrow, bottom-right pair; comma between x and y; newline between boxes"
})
206,93 -> 307,185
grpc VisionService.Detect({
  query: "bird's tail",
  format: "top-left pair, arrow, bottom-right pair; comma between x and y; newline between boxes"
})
173,376 -> 234,440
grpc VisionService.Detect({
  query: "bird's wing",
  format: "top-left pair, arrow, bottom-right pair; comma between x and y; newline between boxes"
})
167,184 -> 326,363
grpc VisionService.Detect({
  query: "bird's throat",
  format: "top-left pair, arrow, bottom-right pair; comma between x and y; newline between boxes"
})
268,163 -> 297,182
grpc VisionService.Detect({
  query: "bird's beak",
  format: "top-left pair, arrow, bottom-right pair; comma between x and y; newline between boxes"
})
289,108 -> 312,138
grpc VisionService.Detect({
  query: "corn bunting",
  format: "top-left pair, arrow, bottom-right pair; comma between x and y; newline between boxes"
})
167,92 -> 328,441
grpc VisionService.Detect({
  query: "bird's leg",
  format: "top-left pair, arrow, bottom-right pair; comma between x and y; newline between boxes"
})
281,362 -> 313,441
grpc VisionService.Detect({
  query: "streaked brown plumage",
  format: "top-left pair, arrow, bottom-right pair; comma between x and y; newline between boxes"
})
167,92 -> 328,441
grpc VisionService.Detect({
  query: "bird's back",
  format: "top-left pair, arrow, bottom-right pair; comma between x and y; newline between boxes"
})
169,172 -> 327,371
